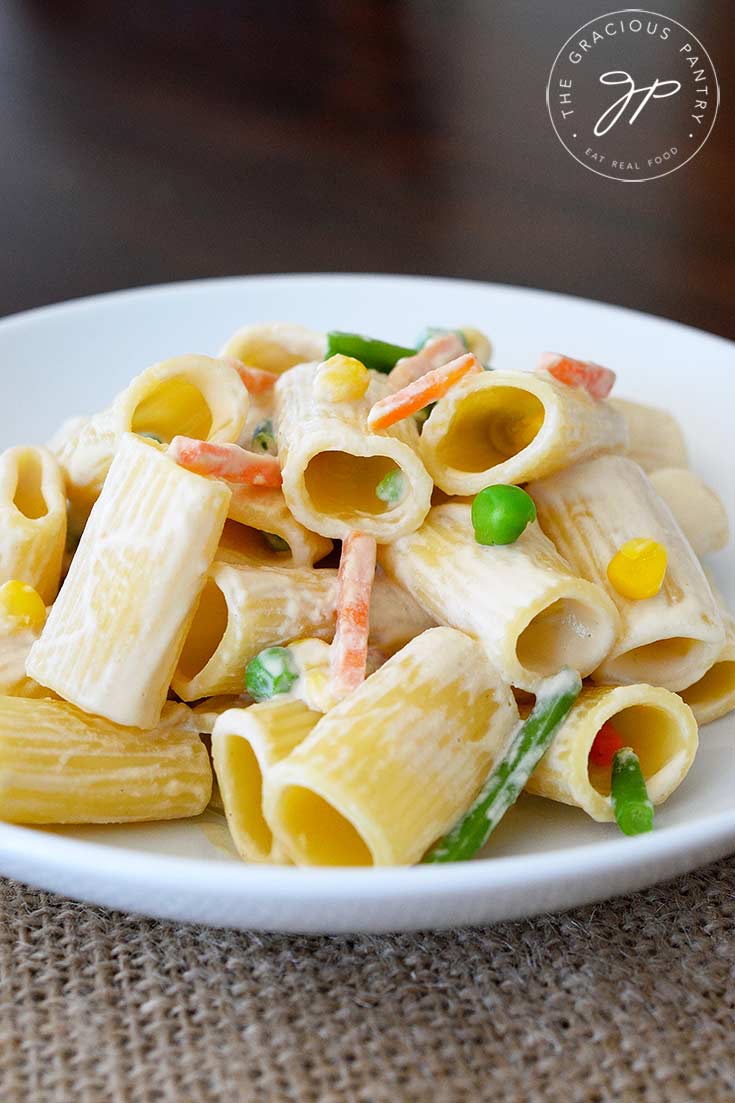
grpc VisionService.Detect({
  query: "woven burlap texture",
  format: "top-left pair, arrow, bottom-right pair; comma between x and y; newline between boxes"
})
1,859 -> 734,1103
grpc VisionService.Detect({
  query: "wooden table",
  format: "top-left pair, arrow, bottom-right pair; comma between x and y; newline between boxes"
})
2,0 -> 732,338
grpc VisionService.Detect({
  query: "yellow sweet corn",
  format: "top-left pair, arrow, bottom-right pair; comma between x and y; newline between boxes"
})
0,580 -> 47,632
313,355 -> 370,403
607,538 -> 668,600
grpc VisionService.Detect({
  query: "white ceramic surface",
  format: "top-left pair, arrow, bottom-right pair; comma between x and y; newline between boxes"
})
0,274 -> 733,933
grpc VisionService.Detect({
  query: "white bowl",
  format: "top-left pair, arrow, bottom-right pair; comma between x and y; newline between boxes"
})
0,274 -> 732,933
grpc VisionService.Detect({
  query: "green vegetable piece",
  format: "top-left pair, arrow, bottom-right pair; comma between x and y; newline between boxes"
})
611,748 -> 654,836
423,667 -> 582,863
375,469 -> 406,506
263,531 -> 290,553
245,646 -> 298,702
414,326 -> 468,351
471,485 -> 537,546
415,402 -> 436,430
138,432 -> 163,444
251,419 -> 276,454
326,332 -> 415,374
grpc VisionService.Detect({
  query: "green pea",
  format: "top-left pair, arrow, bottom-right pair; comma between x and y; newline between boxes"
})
245,646 -> 298,701
375,469 -> 406,505
263,531 -> 290,553
471,485 -> 537,546
251,419 -> 276,454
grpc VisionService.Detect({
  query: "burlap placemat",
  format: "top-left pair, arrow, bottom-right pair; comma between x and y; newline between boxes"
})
1,858 -> 733,1103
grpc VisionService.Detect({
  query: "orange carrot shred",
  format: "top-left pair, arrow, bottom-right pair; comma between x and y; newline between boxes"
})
368,353 -> 482,431
388,332 -> 466,391
539,353 -> 616,400
169,436 -> 282,487
221,357 -> 278,395
329,532 -> 377,701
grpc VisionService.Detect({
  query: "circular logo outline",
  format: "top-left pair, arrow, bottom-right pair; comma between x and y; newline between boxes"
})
546,8 -> 720,183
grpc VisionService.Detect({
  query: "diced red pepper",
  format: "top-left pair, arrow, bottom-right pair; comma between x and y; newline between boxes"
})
589,720 -> 626,768
539,353 -> 616,400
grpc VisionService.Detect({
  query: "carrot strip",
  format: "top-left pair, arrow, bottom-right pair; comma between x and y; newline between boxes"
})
329,532 -> 377,701
539,352 -> 616,400
388,332 -> 466,391
222,357 -> 278,395
169,436 -> 282,487
368,353 -> 482,431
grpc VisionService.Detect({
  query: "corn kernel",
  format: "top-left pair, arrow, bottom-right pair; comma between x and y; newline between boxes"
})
607,538 -> 667,600
0,580 -> 47,631
314,355 -> 370,403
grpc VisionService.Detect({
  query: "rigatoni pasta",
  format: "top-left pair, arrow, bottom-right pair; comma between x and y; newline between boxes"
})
0,698 -> 210,824
529,455 -> 725,691
609,397 -> 688,473
275,361 -> 433,541
525,684 -> 698,821
264,628 -> 519,866
0,446 -> 67,603
52,355 -> 248,520
212,699 -> 321,862
420,369 -> 627,495
380,502 -> 620,692
27,433 -> 231,728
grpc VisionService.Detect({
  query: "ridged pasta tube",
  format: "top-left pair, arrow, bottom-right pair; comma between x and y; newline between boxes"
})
419,369 -> 627,496
52,355 -> 248,520
609,397 -> 688,473
220,322 -> 326,374
680,589 -> 735,726
525,684 -> 698,821
172,563 -> 434,700
380,503 -> 620,692
0,625 -> 46,699
648,468 -> 729,557
212,700 -> 321,862
27,434 -> 231,728
0,698 -> 211,824
529,456 -> 725,692
217,485 -> 332,569
275,362 -> 433,541
0,446 -> 67,603
263,627 -> 519,866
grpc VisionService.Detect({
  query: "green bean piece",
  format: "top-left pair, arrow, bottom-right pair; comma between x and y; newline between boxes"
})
471,485 -> 537,546
263,531 -> 290,553
414,402 -> 436,430
611,748 -> 654,836
375,469 -> 406,505
138,432 -> 163,444
245,646 -> 298,702
414,326 -> 468,351
251,418 -> 276,455
423,668 -> 582,863
325,332 -> 415,374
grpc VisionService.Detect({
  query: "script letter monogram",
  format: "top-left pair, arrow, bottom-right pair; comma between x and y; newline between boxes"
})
593,71 -> 681,136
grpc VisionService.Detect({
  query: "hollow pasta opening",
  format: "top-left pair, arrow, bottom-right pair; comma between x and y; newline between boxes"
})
516,598 -> 600,677
218,518 -> 290,565
276,785 -> 372,866
131,378 -> 213,443
304,452 -> 400,519
178,578 -> 229,679
219,736 -> 272,856
680,660 -> 735,710
607,637 -> 700,686
587,705 -> 682,796
13,452 -> 48,519
435,387 -> 545,473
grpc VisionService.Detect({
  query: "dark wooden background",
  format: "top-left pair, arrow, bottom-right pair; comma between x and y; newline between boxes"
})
1,0 -> 733,338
